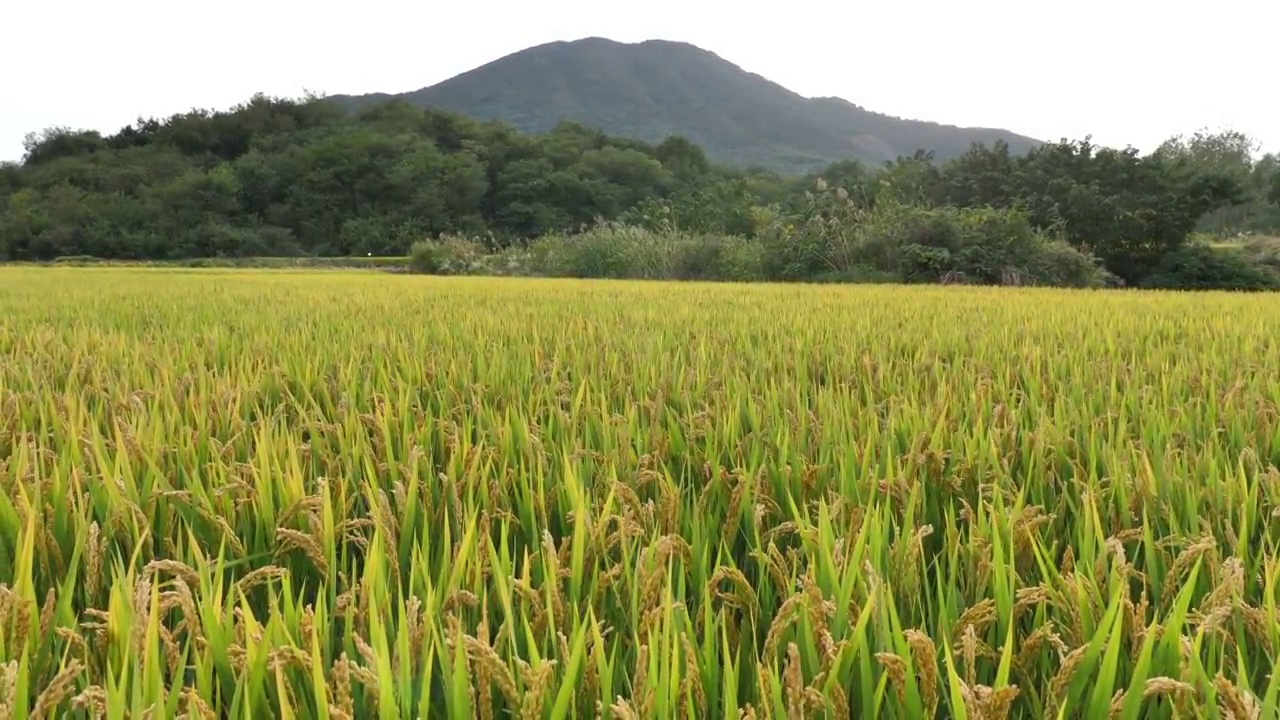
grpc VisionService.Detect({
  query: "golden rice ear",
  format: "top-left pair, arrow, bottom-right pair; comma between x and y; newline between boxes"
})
1215,673 -> 1263,720
5,268 -> 1275,718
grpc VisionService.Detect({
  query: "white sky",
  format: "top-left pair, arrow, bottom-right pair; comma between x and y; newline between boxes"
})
3,0 -> 1277,164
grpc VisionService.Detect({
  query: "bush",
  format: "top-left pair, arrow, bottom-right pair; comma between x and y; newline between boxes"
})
881,205 -> 1108,287
755,188 -> 863,281
529,226 -> 646,279
409,241 -> 448,274
407,205 -> 1113,289
756,220 -> 830,281
50,255 -> 103,265
671,234 -> 764,281
409,236 -> 488,275
529,223 -> 766,281
172,223 -> 268,258
754,190 -> 1108,287
1026,239 -> 1115,288
1139,244 -> 1280,291
899,244 -> 955,283
1240,236 -> 1280,276
486,247 -> 536,277
750,186 -> 1109,287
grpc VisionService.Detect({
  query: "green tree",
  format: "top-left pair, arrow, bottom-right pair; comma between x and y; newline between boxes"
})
874,151 -> 942,206
11,179 -> 166,259
655,136 -> 711,182
388,142 -> 489,239
1268,158 -> 1280,206
5,89 -> 1264,286
1154,128 -> 1257,180
1155,129 -> 1271,235
620,178 -> 759,236
580,147 -> 673,213
0,162 -> 23,195
938,141 -> 1018,208
21,128 -> 107,165
939,138 -> 1244,282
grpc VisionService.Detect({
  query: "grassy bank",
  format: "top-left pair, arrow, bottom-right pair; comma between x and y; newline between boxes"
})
25,255 -> 412,270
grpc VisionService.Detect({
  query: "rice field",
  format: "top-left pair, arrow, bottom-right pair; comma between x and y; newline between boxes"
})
2,267 -> 1279,719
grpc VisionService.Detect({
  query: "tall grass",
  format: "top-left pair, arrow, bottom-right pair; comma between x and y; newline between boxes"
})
1,267 -> 1279,718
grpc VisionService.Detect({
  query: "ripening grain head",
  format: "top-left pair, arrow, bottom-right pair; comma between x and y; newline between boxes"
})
0,267 -> 1278,718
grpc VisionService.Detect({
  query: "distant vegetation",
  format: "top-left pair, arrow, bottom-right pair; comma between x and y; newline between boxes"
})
329,37 -> 1044,173
2,93 -> 1278,290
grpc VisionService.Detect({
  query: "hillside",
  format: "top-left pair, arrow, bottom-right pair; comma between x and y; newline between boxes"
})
330,37 -> 1042,174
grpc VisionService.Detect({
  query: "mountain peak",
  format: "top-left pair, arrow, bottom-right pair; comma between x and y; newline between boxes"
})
550,36 -> 707,50
332,38 -> 1040,174
521,36 -> 724,62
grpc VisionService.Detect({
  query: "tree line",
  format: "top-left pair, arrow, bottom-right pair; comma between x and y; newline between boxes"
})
2,94 -> 1278,288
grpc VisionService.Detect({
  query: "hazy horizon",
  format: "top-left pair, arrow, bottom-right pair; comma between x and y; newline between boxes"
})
4,0 -> 1278,165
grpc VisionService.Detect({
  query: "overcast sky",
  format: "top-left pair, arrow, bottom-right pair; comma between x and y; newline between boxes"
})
3,0 -> 1277,164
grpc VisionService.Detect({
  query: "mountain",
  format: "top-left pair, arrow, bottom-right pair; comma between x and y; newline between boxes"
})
330,37 -> 1042,175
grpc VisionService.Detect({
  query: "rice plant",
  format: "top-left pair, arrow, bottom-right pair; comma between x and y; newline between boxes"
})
1,267 -> 1279,719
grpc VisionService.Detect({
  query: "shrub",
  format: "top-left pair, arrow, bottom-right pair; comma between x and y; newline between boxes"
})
671,234 -> 764,282
530,223 -> 764,281
886,205 -> 1106,286
754,190 -> 1107,287
486,247 -> 536,277
50,255 -> 103,265
409,240 -> 448,274
1027,239 -> 1115,288
756,188 -> 863,281
408,236 -> 488,275
529,225 -> 645,279
173,222 -> 268,258
1240,235 -> 1280,276
1140,244 -> 1280,291
710,240 -> 767,282
899,244 -> 955,283
407,206 -> 1111,289
756,221 -> 830,281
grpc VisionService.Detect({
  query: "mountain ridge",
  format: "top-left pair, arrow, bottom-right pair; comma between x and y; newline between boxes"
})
330,37 -> 1043,174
